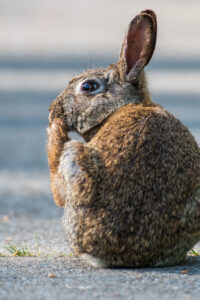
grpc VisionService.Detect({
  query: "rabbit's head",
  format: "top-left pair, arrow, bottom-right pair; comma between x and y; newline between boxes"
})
49,10 -> 157,141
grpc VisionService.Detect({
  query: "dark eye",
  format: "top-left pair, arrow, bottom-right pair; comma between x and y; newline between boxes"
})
81,80 -> 99,93
76,78 -> 104,95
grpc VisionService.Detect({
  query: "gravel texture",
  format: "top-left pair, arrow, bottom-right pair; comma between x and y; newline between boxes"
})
1,257 -> 200,300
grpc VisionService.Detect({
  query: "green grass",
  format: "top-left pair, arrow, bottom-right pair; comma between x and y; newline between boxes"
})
190,249 -> 200,256
2,244 -> 34,257
0,245 -> 72,257
1,243 -> 199,259
0,243 -> 73,258
35,233 -> 39,252
0,234 -> 73,257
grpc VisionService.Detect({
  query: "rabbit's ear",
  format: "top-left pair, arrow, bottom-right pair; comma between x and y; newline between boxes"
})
118,10 -> 157,82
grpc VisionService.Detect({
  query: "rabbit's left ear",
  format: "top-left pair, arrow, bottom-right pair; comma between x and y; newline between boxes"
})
118,10 -> 157,82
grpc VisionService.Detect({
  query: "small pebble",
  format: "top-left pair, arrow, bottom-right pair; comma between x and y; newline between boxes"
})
48,273 -> 56,278
181,269 -> 190,274
2,215 -> 9,222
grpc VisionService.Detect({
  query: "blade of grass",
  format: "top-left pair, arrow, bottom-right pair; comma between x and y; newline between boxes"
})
2,244 -> 33,257
190,249 -> 200,256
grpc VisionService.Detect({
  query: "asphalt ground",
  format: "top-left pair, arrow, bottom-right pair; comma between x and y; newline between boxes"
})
1,256 -> 200,300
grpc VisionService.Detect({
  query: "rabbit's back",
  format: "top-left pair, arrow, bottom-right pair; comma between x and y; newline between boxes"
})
90,103 -> 200,199
64,103 -> 200,267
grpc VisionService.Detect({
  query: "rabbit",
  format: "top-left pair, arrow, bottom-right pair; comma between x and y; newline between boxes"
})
47,9 -> 200,267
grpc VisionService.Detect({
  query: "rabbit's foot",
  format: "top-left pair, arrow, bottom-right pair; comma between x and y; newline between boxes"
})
80,253 -> 109,268
47,118 -> 69,147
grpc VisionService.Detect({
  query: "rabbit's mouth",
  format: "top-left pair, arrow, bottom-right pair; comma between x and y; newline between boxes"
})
81,123 -> 103,142
67,125 -> 101,143
67,124 -> 102,143
68,131 -> 85,143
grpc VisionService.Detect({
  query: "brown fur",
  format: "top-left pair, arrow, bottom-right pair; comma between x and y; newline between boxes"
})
47,10 -> 200,267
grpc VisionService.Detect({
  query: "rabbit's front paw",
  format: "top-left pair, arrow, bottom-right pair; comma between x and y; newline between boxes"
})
47,118 -> 70,146
47,118 -> 70,174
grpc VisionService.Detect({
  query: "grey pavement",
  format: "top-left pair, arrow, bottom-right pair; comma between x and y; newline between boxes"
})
0,1 -> 200,299
1,257 -> 200,300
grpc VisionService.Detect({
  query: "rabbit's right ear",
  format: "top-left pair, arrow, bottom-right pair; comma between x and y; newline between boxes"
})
118,10 -> 157,82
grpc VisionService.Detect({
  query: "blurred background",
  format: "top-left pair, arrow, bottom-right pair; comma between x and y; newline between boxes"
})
0,0 -> 200,252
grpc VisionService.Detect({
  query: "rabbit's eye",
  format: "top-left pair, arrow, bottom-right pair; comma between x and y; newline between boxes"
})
76,78 -> 104,95
81,80 -> 99,92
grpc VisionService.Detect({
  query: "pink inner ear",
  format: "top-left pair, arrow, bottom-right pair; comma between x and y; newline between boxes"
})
125,18 -> 149,75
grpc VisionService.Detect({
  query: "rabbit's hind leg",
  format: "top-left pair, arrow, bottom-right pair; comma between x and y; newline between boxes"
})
154,187 -> 200,267
80,253 -> 109,268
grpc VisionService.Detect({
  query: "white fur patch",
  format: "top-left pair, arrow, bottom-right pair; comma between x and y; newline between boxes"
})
58,141 -> 83,182
68,131 -> 84,142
